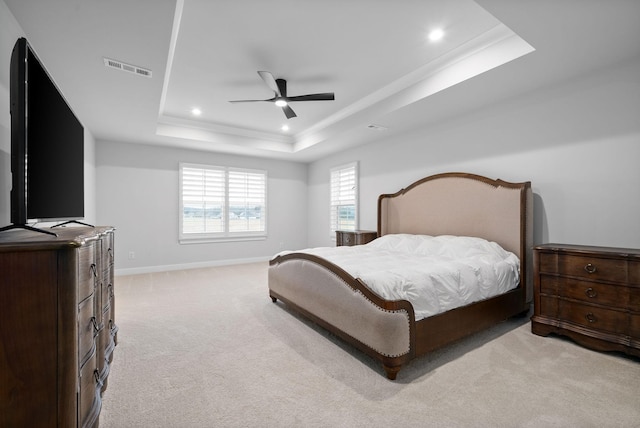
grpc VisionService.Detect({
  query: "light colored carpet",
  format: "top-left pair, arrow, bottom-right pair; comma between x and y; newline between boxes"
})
100,262 -> 640,428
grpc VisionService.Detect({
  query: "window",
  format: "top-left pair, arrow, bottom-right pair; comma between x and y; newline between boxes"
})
179,163 -> 267,242
330,162 -> 358,236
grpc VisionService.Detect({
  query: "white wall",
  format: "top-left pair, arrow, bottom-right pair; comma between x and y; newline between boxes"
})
0,1 -> 97,228
308,56 -> 640,250
96,141 -> 308,274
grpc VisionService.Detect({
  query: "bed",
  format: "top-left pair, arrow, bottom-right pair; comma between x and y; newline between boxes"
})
269,172 -> 533,379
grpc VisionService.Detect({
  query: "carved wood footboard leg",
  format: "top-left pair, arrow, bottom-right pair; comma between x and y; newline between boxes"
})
383,364 -> 402,380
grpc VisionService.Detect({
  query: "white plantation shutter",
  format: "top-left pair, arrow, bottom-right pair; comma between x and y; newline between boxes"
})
181,166 -> 226,234
179,163 -> 267,241
228,169 -> 266,233
330,162 -> 358,236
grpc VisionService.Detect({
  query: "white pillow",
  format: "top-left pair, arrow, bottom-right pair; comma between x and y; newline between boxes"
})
369,234 -> 513,260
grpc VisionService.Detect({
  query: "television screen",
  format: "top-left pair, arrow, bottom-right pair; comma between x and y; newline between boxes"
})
9,38 -> 84,225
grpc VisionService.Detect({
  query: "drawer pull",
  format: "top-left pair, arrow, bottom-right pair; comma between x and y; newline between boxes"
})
585,287 -> 598,298
90,263 -> 98,277
585,312 -> 597,323
584,263 -> 597,274
93,369 -> 104,388
90,316 -> 99,333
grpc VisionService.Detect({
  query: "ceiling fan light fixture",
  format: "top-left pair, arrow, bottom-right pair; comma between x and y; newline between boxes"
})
428,28 -> 445,42
275,98 -> 288,107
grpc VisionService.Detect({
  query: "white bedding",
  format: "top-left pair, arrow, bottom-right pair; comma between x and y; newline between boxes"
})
277,234 -> 520,321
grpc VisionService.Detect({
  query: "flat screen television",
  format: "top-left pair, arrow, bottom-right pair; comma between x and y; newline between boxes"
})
2,37 -> 85,234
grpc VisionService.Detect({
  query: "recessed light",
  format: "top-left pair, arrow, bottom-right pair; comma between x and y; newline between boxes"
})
428,28 -> 444,42
281,125 -> 289,132
191,107 -> 202,116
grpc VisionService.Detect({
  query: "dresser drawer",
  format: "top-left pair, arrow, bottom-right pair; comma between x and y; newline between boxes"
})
79,351 -> 101,428
78,295 -> 97,367
336,230 -> 377,246
630,287 -> 640,308
539,252 -> 631,283
100,304 -> 117,368
100,279 -> 114,312
78,244 -> 98,302
630,314 -> 640,337
103,232 -> 115,269
539,274 -> 630,308
96,306 -> 110,383
630,261 -> 640,285
541,296 -> 627,334
338,232 -> 354,246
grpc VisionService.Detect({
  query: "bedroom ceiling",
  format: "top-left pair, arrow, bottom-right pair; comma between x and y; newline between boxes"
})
4,0 -> 640,162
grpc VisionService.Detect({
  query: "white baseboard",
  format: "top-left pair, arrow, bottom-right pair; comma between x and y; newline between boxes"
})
114,256 -> 270,276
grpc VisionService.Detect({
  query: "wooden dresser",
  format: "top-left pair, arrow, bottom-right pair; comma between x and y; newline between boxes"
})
531,243 -> 639,357
336,230 -> 378,246
0,226 -> 117,427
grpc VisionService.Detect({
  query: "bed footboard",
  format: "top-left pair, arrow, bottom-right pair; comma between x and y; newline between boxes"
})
269,253 -> 416,379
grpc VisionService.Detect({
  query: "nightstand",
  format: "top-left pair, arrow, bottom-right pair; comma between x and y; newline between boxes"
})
336,230 -> 378,247
531,243 -> 640,357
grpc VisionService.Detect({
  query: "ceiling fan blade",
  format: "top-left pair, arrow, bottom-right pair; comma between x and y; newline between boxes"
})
228,99 -> 273,103
287,93 -> 335,102
282,105 -> 297,119
257,71 -> 281,96
276,78 -> 287,97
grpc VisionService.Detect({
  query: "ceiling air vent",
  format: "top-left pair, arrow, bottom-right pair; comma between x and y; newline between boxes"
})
103,57 -> 152,78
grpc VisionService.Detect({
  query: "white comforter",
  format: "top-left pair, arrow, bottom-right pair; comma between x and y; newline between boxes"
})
279,234 -> 520,321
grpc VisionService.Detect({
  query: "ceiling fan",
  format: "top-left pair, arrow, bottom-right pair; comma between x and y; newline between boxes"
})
229,71 -> 335,119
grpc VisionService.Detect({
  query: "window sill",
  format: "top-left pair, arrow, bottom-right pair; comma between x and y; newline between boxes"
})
179,235 -> 267,245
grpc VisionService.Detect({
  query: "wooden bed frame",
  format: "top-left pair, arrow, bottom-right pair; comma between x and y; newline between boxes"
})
269,172 -> 533,379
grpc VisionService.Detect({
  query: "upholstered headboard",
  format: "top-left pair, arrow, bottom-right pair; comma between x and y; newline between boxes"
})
378,172 -> 533,300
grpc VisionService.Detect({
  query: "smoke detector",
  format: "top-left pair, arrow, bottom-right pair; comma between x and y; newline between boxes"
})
103,57 -> 152,78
